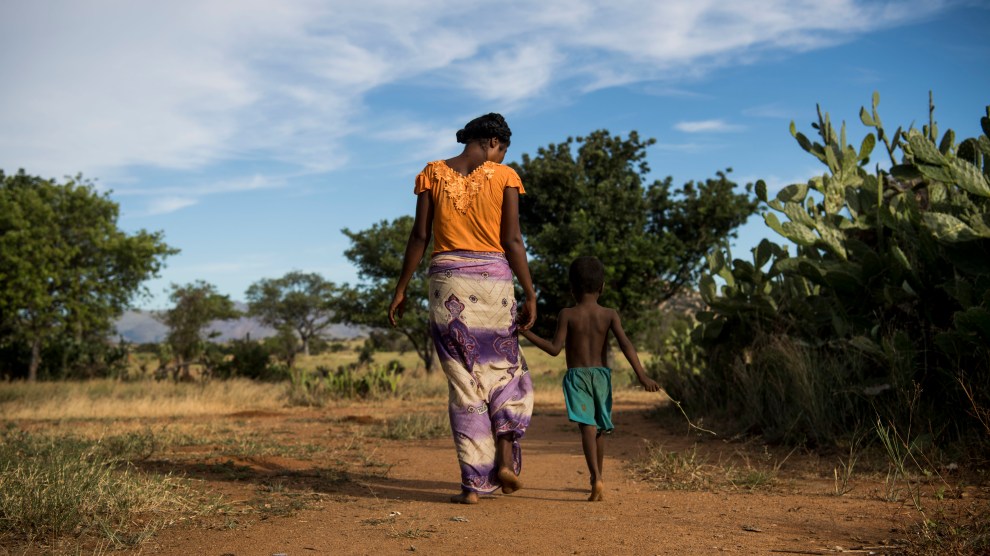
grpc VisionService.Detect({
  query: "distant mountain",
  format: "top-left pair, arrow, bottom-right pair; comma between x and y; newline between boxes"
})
113,303 -> 363,344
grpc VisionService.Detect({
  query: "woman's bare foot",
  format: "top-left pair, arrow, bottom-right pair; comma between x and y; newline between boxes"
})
497,467 -> 523,494
450,491 -> 479,504
588,480 -> 604,502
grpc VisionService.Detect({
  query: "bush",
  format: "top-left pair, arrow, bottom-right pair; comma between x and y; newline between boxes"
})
286,363 -> 401,406
215,339 -> 279,380
666,94 -> 990,447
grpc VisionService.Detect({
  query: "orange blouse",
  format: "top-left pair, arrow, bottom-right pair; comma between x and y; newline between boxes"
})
414,160 -> 525,255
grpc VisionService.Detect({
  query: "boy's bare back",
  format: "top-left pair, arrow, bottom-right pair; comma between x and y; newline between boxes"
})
522,293 -> 660,392
558,301 -> 616,369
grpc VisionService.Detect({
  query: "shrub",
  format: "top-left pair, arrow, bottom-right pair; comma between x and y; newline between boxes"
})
665,93 -> 990,447
215,339 -> 278,380
286,363 -> 401,406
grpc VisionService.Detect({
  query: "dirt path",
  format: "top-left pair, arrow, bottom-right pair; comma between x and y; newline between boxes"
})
128,391 -> 943,556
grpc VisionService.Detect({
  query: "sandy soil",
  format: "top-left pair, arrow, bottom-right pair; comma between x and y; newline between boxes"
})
96,390 -> 987,556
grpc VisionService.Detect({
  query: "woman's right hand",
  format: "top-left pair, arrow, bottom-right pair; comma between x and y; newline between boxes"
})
517,295 -> 537,331
388,291 -> 407,327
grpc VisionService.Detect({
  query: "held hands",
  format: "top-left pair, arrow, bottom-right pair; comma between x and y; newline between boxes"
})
517,295 -> 537,331
388,290 -> 406,327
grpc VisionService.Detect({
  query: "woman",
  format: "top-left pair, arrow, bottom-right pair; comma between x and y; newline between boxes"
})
388,113 -> 537,504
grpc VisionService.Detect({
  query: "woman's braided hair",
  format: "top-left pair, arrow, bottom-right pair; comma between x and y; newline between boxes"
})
456,113 -> 511,146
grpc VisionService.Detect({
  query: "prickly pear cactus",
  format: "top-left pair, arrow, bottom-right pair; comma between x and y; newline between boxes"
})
676,93 -> 990,443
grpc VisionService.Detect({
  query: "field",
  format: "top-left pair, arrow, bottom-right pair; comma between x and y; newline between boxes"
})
1,344 -> 987,555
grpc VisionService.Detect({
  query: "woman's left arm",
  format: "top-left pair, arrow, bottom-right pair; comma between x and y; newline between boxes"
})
389,191 -> 433,326
500,188 -> 536,330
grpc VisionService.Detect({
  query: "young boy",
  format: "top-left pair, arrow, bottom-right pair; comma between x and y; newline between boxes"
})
521,256 -> 661,502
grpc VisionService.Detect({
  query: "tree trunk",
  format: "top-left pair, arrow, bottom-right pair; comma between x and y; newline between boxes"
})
176,356 -> 192,381
28,337 -> 41,382
425,339 -> 437,373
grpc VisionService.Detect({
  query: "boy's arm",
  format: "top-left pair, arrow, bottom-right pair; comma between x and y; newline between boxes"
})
520,310 -> 569,356
610,310 -> 661,392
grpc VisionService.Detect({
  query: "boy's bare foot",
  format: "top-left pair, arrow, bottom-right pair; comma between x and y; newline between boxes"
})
588,480 -> 604,502
497,467 -> 523,494
450,491 -> 479,504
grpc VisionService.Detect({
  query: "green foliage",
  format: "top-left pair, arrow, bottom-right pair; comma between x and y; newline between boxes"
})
160,281 -> 239,379
245,271 -> 339,357
671,93 -> 990,446
646,315 -> 705,396
338,217 -> 435,371
0,332 -> 131,381
286,364 -> 401,406
214,339 -> 280,381
513,130 -> 757,335
263,325 -> 302,370
0,170 -> 176,380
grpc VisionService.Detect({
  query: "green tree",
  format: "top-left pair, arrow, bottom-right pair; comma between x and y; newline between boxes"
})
0,170 -> 176,381
160,281 -> 239,379
245,271 -> 339,357
338,217 -> 435,371
512,130 -> 758,335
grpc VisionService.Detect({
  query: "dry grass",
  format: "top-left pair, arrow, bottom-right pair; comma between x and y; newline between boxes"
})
0,429 -> 221,551
0,378 -> 286,421
0,340 -> 662,422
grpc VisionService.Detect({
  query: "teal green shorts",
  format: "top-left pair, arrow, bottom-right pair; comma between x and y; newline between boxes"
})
562,367 -> 613,432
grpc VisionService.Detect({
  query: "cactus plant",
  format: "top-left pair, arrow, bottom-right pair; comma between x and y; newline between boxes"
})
665,94 -> 990,445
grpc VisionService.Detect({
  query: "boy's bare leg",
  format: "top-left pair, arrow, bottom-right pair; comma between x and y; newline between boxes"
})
596,430 -> 605,479
496,435 -> 522,494
450,490 -> 479,504
580,424 -> 605,501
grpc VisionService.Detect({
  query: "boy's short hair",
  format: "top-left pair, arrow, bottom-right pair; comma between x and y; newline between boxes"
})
569,256 -> 605,295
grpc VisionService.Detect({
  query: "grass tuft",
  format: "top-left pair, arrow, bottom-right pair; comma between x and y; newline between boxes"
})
0,430 -> 214,549
377,413 -> 450,440
633,441 -> 712,490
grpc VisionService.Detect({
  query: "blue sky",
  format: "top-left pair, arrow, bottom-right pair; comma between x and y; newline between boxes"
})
2,1 -> 988,310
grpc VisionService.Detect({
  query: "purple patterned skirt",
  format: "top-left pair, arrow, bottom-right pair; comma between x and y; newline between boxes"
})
428,250 -> 534,494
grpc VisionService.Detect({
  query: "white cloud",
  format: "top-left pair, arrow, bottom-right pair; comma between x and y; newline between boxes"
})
456,42 -> 562,105
117,174 -> 285,198
119,173 -> 287,215
146,196 -> 198,215
675,120 -> 744,133
0,0 -> 950,186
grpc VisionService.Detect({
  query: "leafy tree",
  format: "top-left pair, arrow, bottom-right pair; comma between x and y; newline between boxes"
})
338,217 -> 435,371
160,281 -> 239,379
0,170 -> 176,380
263,325 -> 302,370
245,271 -> 339,356
512,130 -> 758,335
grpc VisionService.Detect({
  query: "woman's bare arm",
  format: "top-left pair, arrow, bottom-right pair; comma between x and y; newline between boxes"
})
610,310 -> 661,391
500,187 -> 536,330
389,191 -> 433,326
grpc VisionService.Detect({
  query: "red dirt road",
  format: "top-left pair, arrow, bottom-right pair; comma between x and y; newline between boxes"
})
131,392 -> 946,556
